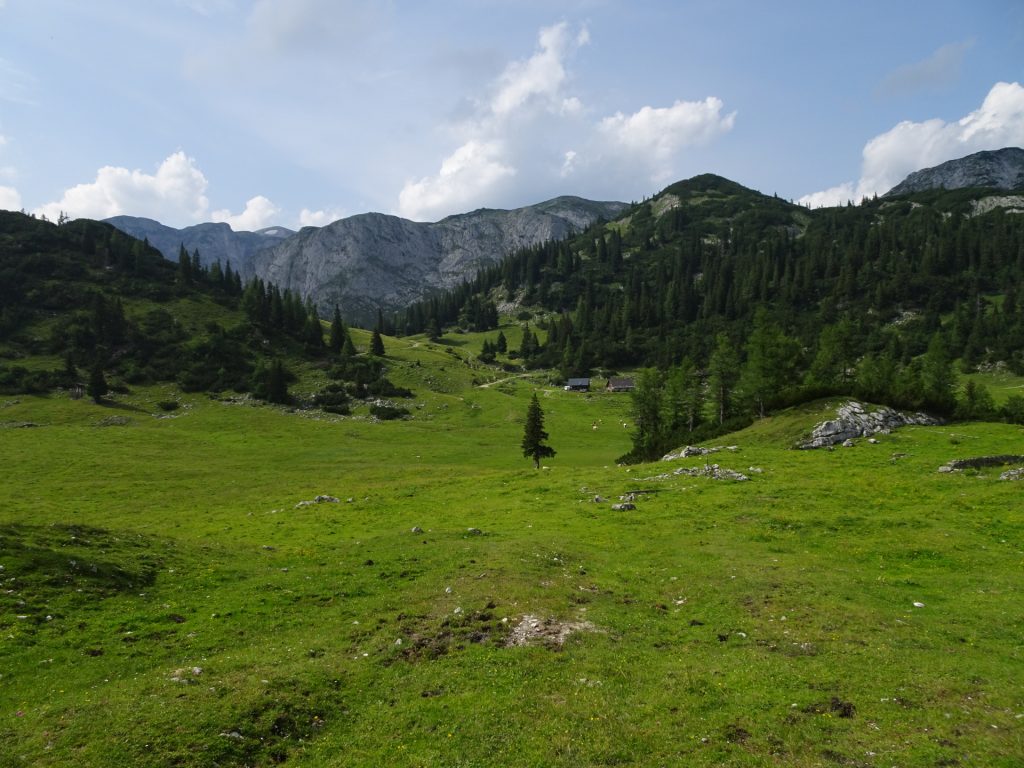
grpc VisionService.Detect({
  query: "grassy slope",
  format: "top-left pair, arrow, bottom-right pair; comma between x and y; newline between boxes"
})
1,332 -> 1023,767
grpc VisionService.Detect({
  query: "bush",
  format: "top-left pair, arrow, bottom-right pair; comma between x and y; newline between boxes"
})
157,400 -> 179,412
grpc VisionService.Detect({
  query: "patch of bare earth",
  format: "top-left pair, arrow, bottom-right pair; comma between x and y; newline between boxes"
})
506,614 -> 598,648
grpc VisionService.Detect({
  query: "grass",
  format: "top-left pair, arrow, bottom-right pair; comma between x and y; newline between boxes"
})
1,336 -> 1023,766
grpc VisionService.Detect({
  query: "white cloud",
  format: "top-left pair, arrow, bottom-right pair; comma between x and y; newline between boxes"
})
212,194 -> 280,231
797,182 -> 857,209
298,207 -> 346,227
560,150 -> 578,179
490,22 -> 582,118
399,140 -> 516,221
397,23 -> 734,220
34,151 -> 210,225
598,97 -> 737,163
396,23 -> 589,221
0,185 -> 21,211
801,81 -> 1024,207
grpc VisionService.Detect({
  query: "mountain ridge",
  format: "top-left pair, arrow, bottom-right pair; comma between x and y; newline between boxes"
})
109,195 -> 627,325
885,147 -> 1024,197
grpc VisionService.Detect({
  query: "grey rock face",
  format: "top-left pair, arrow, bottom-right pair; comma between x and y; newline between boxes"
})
107,195 -> 626,325
884,147 -> 1024,197
254,196 -> 627,325
105,216 -> 293,280
799,401 -> 941,449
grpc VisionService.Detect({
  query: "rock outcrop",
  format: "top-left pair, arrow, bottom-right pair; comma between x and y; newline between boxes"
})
798,401 -> 940,449
884,147 -> 1024,197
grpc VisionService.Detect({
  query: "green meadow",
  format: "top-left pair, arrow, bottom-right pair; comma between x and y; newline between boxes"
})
1,328 -> 1022,767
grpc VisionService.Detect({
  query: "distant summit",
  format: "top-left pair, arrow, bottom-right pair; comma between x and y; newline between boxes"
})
885,147 -> 1024,197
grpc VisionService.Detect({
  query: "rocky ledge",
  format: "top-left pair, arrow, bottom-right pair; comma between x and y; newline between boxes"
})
798,401 -> 941,449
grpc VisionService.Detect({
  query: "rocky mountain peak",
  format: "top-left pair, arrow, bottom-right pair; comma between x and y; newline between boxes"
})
884,147 -> 1024,197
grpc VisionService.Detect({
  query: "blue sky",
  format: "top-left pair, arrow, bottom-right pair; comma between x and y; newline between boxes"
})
0,0 -> 1022,228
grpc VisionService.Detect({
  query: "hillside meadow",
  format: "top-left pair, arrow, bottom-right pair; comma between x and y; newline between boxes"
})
1,328 -> 1022,767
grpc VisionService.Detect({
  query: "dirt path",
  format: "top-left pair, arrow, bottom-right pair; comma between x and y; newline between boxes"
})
476,373 -> 532,389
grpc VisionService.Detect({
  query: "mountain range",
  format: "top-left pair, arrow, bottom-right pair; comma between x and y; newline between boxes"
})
108,196 -> 626,325
104,147 -> 1023,325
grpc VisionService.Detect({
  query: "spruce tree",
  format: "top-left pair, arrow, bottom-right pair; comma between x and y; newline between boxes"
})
521,393 -> 555,469
265,359 -> 289,404
329,306 -> 345,353
707,333 -> 741,425
87,362 -> 108,404
370,329 -> 386,356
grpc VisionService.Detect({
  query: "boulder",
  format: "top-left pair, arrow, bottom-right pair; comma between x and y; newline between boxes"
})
799,401 -> 941,449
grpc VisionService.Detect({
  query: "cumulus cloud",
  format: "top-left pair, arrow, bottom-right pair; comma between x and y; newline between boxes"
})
399,140 -> 517,221
33,151 -> 285,229
211,195 -> 281,231
800,81 -> 1024,207
490,22 -> 582,118
34,151 -> 210,225
598,98 -> 736,166
298,207 -> 347,227
398,22 -> 734,221
0,185 -> 21,211
879,40 -> 974,97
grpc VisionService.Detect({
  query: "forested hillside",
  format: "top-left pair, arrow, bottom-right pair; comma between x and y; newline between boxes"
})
0,211 -> 402,408
400,176 -> 1024,457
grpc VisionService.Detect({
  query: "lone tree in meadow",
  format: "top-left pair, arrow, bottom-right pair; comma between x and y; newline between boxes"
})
370,329 -> 386,356
87,362 -> 108,404
521,393 -> 555,469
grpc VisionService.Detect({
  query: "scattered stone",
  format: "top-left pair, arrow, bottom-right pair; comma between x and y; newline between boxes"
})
591,495 -> 606,503
411,526 -> 424,534
505,614 -> 597,647
868,438 -> 880,444
640,463 -> 751,482
662,445 -> 737,461
842,438 -> 856,448
611,503 -> 636,511
1000,468 -> 1024,481
799,401 -> 940,449
913,601 -> 925,608
938,455 -> 1024,473
219,731 -> 244,740
169,666 -> 203,683
294,494 -> 340,508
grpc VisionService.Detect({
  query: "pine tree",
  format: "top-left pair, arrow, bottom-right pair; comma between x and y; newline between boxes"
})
264,359 -> 289,404
920,333 -> 957,414
329,306 -> 345,353
370,329 -> 386,356
707,333 -> 741,425
521,393 -> 556,469
496,330 -> 507,355
630,368 -> 664,460
87,361 -> 108,404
